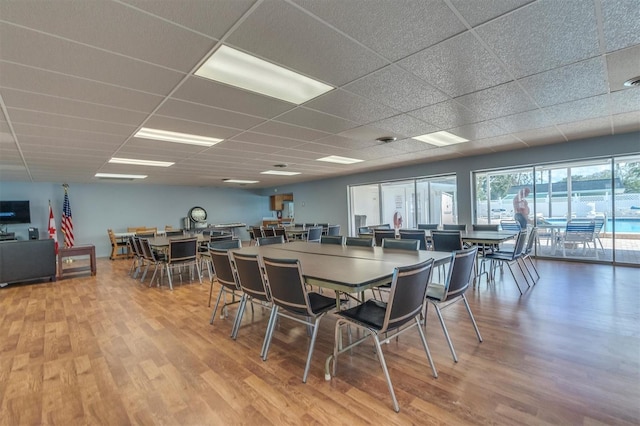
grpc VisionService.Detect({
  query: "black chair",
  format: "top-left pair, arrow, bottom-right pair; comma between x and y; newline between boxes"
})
483,230 -> 530,294
128,236 -> 144,278
345,237 -> 374,247
139,237 -> 165,286
209,245 -> 242,325
327,224 -> 341,236
206,239 -> 242,306
373,229 -> 396,247
164,238 -> 201,290
431,231 -> 463,252
306,226 -> 323,243
417,224 -> 439,230
135,231 -> 156,238
248,226 -> 262,245
472,224 -> 499,231
317,223 -> 329,234
304,223 -> 316,229
262,227 -> 276,237
256,235 -> 285,246
230,252 -> 273,355
330,259 -> 437,412
520,228 -> 540,283
320,235 -> 344,245
357,226 -> 371,237
442,224 -> 467,231
261,257 -> 339,383
165,230 -> 184,237
200,234 -> 234,280
273,227 -> 289,243
425,247 -> 482,363
381,238 -> 419,250
399,229 -> 428,250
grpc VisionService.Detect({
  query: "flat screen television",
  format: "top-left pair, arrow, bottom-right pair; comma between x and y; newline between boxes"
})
0,200 -> 31,224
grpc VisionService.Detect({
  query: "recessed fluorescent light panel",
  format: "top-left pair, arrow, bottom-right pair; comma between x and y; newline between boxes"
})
134,128 -> 223,147
260,170 -> 301,176
223,179 -> 259,184
95,173 -> 147,179
109,157 -> 174,167
316,155 -> 364,165
412,131 -> 469,146
195,45 -> 333,104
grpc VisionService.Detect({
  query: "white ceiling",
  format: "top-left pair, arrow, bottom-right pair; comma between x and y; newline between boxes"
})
0,0 -> 638,188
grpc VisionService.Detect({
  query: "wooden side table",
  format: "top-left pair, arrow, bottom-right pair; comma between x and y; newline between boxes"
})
58,245 -> 96,278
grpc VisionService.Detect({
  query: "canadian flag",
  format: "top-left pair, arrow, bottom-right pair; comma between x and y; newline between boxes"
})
48,203 -> 58,255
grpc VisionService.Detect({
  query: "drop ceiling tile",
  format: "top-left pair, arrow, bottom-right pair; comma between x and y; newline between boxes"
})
557,117 -> 613,141
451,134 -> 524,152
447,121 -> 511,141
1,88 -> 148,126
11,123 -> 126,145
384,138 -> 439,153
475,0 -> 599,78
286,143 -> 357,158
14,134 -> 121,151
122,137 -> 210,155
511,126 -> 566,146
486,109 -> 556,133
409,100 -> 483,129
0,24 -> 185,95
343,66 -> 448,112
225,0 -> 386,86
119,0 -> 254,40
0,1 -> 216,72
544,95 -> 610,125
449,0 -> 534,27
155,99 -> 265,130
7,109 -> 138,136
274,107 -> 358,134
399,31 -> 512,98
337,124 -> 403,142
172,77 -> 295,119
606,45 -> 640,92
455,82 -> 538,121
142,116 -> 241,140
368,115 -> 439,138
600,0 -> 640,53
519,57 -> 608,107
306,89 -> 399,124
229,132 -> 307,149
293,0 -> 465,61
612,111 -> 640,134
251,121 -> 329,141
608,88 -> 640,115
314,134 -> 381,150
0,62 -> 163,113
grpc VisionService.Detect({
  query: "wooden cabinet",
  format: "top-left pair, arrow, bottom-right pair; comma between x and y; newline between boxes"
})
270,193 -> 293,211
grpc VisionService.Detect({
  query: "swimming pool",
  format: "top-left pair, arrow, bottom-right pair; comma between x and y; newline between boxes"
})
545,218 -> 640,233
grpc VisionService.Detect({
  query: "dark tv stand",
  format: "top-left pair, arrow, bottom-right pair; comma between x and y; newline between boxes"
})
0,232 -> 16,241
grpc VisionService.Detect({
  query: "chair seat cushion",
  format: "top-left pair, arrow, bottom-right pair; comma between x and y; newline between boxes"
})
338,299 -> 387,330
483,252 -> 513,261
426,282 -> 446,301
308,292 -> 337,315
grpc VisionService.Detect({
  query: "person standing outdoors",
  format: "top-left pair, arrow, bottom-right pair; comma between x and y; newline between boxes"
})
513,187 -> 531,229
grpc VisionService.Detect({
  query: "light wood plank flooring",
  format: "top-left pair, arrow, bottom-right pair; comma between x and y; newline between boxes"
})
1,257 -> 638,425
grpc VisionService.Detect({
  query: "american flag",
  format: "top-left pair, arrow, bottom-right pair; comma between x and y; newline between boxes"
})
61,187 -> 74,248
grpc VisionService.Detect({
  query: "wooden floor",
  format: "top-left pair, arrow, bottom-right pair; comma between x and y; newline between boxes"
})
1,256 -> 638,425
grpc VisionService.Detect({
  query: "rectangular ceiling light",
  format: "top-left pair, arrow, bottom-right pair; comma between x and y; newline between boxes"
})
134,128 -> 223,147
260,170 -> 301,176
316,155 -> 364,165
95,173 -> 147,179
195,45 -> 333,104
223,179 -> 259,184
109,157 -> 174,167
412,131 -> 469,146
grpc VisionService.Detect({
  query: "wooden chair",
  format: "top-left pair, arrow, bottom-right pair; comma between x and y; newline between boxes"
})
108,229 -> 129,260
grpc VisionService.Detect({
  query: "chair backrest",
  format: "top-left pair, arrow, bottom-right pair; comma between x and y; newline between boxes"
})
357,226 -> 371,236
566,220 -> 596,233
138,237 -> 156,261
500,220 -> 521,231
510,230 -> 529,259
306,226 -> 323,243
417,223 -> 439,230
262,227 -> 276,237
381,259 -> 435,333
304,223 -> 316,229
168,238 -> 198,263
231,252 -> 270,302
136,232 -> 156,238
431,231 -> 463,252
257,235 -> 285,246
327,224 -> 341,236
107,229 -> 117,245
524,228 -> 537,255
209,247 -> 238,290
317,223 -> 329,234
375,224 -> 391,229
440,247 -> 478,302
593,217 -> 605,234
262,257 -> 313,316
165,230 -> 184,237
398,229 -> 427,250
210,234 -> 234,243
320,235 -> 344,245
442,224 -> 467,231
382,238 -> 419,251
129,236 -> 141,257
273,227 -> 289,242
373,229 -> 396,246
345,237 -> 374,247
209,239 -> 242,251
472,224 -> 499,231
249,226 -> 262,240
